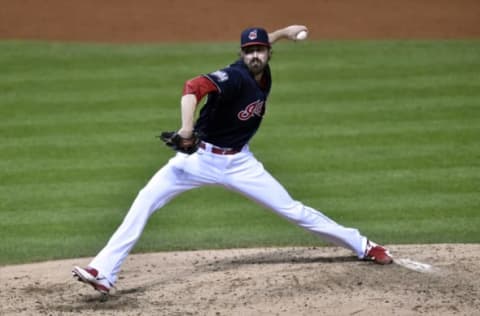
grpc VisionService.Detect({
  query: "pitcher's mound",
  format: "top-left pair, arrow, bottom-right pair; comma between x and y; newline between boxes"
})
1,244 -> 479,315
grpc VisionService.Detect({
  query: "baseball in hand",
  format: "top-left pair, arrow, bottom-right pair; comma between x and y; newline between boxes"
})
295,30 -> 308,41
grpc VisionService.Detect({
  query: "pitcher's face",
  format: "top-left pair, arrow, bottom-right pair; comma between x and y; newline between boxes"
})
241,45 -> 271,76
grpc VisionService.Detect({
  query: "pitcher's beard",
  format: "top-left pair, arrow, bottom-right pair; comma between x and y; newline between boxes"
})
248,59 -> 266,76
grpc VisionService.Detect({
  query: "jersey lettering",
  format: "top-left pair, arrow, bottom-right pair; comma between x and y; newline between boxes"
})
237,100 -> 264,121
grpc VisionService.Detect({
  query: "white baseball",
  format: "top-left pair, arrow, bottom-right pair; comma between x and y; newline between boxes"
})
295,30 -> 308,41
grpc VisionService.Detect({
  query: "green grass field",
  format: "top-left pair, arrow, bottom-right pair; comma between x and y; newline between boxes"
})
1,40 -> 479,265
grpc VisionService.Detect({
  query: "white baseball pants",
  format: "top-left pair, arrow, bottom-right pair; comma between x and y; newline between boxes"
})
90,143 -> 368,284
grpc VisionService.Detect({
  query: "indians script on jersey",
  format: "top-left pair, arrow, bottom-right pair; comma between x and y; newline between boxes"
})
237,100 -> 264,121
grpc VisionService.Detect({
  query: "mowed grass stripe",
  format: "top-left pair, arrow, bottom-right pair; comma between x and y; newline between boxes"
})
3,112 -> 478,145
1,140 -> 476,174
3,89 -> 478,127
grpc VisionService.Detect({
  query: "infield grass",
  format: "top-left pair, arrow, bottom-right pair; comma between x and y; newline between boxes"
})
1,40 -> 479,265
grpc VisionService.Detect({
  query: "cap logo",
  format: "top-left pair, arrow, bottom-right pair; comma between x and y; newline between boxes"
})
248,30 -> 258,40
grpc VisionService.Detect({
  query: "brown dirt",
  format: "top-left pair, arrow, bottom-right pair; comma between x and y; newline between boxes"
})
1,1 -> 479,315
1,245 -> 480,315
1,0 -> 479,42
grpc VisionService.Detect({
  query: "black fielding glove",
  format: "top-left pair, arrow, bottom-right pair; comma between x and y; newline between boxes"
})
159,131 -> 200,155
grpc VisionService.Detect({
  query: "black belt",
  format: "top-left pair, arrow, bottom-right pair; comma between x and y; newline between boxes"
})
199,142 -> 241,155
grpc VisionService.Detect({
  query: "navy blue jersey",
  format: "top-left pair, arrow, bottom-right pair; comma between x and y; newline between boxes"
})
194,60 -> 272,149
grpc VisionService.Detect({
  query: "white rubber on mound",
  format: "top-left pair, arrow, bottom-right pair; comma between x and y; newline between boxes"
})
395,258 -> 438,273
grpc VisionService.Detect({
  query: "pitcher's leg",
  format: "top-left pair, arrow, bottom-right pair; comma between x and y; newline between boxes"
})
89,162 -> 198,284
225,157 -> 367,258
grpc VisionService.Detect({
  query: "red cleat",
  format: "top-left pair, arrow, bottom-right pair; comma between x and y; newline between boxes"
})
364,241 -> 393,265
72,266 -> 112,294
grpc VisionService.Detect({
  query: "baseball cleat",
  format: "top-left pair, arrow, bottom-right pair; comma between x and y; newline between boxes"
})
72,266 -> 112,294
364,240 -> 393,265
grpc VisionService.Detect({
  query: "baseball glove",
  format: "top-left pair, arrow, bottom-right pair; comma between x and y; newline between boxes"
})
159,131 -> 200,154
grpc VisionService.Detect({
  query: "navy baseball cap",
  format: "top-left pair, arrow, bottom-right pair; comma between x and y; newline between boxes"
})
241,27 -> 270,48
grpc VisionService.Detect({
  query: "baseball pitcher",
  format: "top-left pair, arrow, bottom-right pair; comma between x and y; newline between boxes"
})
73,25 -> 393,295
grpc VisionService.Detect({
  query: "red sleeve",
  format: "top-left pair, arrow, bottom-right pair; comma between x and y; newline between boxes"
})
182,76 -> 218,102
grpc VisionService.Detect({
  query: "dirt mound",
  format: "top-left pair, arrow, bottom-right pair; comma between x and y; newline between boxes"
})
1,244 -> 479,315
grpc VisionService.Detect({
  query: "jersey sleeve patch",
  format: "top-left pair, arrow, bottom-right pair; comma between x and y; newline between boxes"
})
205,66 -> 241,97
210,70 -> 229,82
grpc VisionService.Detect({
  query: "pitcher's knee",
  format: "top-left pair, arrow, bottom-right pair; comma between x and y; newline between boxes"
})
277,201 -> 305,221
136,187 -> 152,201
132,187 -> 159,209
277,202 -> 334,226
